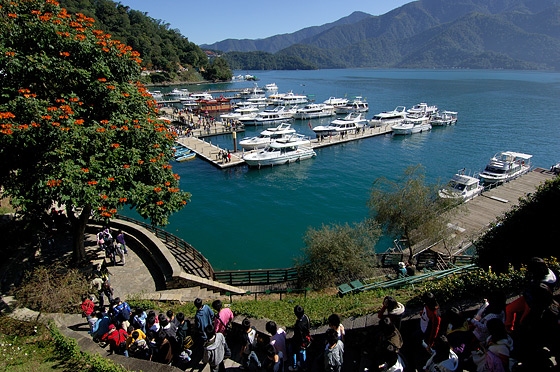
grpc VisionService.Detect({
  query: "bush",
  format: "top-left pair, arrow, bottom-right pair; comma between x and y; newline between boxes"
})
15,264 -> 89,313
297,220 -> 380,289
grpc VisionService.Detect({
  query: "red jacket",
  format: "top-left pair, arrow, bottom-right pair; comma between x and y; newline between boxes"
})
420,306 -> 441,347
102,328 -> 128,351
81,299 -> 95,316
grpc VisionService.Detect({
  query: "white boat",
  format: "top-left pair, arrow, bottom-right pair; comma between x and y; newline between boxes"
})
369,106 -> 407,127
220,105 -> 260,120
238,106 -> 295,126
335,96 -> 369,114
431,111 -> 458,126
293,103 -> 336,120
407,102 -> 438,117
323,97 -> 349,109
148,90 -> 163,101
265,83 -> 278,91
272,91 -> 308,106
391,113 -> 431,135
182,91 -> 214,109
439,170 -> 484,202
246,97 -> 269,107
479,151 -> 532,184
312,113 -> 367,138
243,134 -> 316,167
169,88 -> 190,98
238,86 -> 265,99
238,123 -> 296,150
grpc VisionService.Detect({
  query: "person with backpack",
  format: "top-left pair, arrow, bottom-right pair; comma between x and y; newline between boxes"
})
203,324 -> 229,372
324,328 -> 344,372
112,297 -> 131,329
212,300 -> 233,336
289,305 -> 311,372
80,294 -> 95,322
240,317 -> 260,370
126,329 -> 148,359
175,312 -> 193,363
102,324 -> 129,356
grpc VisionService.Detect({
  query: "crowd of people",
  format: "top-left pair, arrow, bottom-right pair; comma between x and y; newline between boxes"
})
82,255 -> 559,372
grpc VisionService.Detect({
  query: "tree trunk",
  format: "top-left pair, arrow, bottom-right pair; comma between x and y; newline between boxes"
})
71,205 -> 92,263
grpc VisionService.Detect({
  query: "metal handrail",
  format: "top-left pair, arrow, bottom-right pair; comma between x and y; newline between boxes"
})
114,214 -> 214,278
214,267 -> 299,286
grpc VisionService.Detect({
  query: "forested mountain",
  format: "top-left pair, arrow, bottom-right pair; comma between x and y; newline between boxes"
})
58,0 -> 231,82
201,11 -> 371,53
222,0 -> 560,70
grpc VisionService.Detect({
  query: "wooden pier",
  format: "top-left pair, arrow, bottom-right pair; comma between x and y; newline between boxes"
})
310,124 -> 392,149
421,168 -> 557,257
175,137 -> 245,169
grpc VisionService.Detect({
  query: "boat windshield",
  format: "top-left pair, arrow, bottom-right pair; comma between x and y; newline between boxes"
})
484,166 -> 506,174
449,181 -> 466,191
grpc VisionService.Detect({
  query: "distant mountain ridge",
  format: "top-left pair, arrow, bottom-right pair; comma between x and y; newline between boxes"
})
217,0 -> 560,70
201,11 -> 372,53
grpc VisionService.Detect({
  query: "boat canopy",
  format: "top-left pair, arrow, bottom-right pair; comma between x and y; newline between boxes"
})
501,151 -> 533,160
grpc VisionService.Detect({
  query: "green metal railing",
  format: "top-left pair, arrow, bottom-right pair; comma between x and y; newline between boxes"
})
114,214 -> 214,279
214,267 -> 299,286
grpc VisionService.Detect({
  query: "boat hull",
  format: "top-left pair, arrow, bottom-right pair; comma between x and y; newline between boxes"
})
244,149 -> 316,167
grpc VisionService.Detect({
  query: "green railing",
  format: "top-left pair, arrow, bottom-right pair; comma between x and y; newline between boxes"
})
213,267 -> 299,286
114,214 -> 214,279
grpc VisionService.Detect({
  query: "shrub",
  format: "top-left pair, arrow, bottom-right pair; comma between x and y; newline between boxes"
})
15,264 -> 89,313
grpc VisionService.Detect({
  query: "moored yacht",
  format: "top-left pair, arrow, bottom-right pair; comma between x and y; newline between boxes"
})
293,103 -> 336,119
431,111 -> 458,126
407,102 -> 438,117
323,97 -> 349,110
479,151 -> 532,184
220,105 -> 260,121
335,96 -> 369,114
312,113 -> 367,138
243,134 -> 316,167
272,91 -> 308,106
439,170 -> 484,202
391,114 -> 431,135
265,83 -> 278,91
239,123 -> 296,150
238,106 -> 295,126
369,106 -> 407,127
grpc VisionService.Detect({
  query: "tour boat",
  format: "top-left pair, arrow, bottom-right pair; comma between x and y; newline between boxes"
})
431,111 -> 458,126
265,83 -> 278,91
246,97 -> 269,107
239,123 -> 296,150
407,102 -> 438,117
391,114 -> 431,135
335,96 -> 369,114
169,88 -> 190,98
293,103 -> 336,119
272,91 -> 308,106
479,151 -> 532,184
238,86 -> 266,99
181,91 -> 214,109
220,105 -> 260,121
148,90 -> 163,101
243,134 -> 316,167
312,113 -> 367,138
323,97 -> 349,110
369,106 -> 407,127
439,170 -> 484,202
238,106 -> 295,126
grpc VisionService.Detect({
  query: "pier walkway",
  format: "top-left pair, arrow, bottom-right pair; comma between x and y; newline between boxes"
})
420,168 -> 557,258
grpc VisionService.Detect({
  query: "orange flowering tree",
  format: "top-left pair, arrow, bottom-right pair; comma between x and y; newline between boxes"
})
0,0 -> 190,262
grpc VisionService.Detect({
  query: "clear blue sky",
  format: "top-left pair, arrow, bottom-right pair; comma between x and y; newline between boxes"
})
117,0 -> 412,45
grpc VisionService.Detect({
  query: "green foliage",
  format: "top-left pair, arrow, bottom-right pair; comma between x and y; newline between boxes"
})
224,51 -> 317,70
368,165 -> 457,260
476,176 -> 560,272
0,0 -> 190,260
15,264 -> 89,313
296,220 -> 381,289
203,57 -> 233,81
57,0 -> 223,78
49,321 -> 128,372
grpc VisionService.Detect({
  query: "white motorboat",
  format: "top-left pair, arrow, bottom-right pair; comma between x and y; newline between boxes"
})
220,105 -> 260,120
431,111 -> 458,126
312,113 -> 367,138
238,86 -> 265,99
293,103 -> 336,120
272,91 -> 308,106
335,96 -> 369,114
148,90 -> 163,101
439,170 -> 484,202
391,114 -> 431,135
238,123 -> 296,150
265,83 -> 278,91
369,106 -> 407,127
479,151 -> 532,184
243,134 -> 316,167
407,102 -> 438,117
181,91 -> 214,109
323,97 -> 349,109
238,106 -> 295,126
169,88 -> 190,98
246,97 -> 269,107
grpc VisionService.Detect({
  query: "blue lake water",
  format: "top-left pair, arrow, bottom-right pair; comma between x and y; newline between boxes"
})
137,69 -> 560,271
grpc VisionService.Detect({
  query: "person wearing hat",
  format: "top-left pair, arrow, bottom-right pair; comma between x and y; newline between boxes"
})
397,262 -> 408,278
